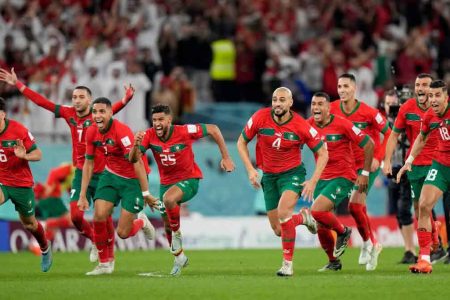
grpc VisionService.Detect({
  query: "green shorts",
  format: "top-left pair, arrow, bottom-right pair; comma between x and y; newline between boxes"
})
423,160 -> 450,193
70,168 -> 102,204
407,165 -> 429,201
158,178 -> 200,215
36,197 -> 68,219
314,177 -> 354,206
0,184 -> 35,217
353,168 -> 380,192
94,170 -> 144,214
261,165 -> 306,211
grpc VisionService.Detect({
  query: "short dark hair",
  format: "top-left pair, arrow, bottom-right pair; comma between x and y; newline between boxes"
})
92,97 -> 112,107
338,73 -> 356,83
429,80 -> 448,92
417,73 -> 433,80
384,89 -> 397,98
312,92 -> 330,102
74,86 -> 92,96
151,104 -> 171,115
0,97 -> 5,112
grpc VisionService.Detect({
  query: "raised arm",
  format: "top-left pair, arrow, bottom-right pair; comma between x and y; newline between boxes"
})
129,130 -> 145,163
237,134 -> 260,188
112,84 -> 135,114
0,68 -> 56,112
205,124 -> 235,172
14,140 -> 42,161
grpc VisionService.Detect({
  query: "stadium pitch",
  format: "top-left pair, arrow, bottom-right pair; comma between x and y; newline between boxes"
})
0,248 -> 449,299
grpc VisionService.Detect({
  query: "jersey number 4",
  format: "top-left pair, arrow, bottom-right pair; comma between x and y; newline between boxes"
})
160,154 -> 176,166
272,137 -> 281,150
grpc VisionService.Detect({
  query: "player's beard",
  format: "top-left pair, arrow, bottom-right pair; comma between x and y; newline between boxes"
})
273,108 -> 288,118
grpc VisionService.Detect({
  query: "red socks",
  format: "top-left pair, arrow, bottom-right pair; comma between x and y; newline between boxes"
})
126,219 -> 144,237
30,222 -> 48,251
46,217 -> 72,229
349,203 -> 371,242
311,211 -> 345,234
166,205 -> 181,232
363,205 -> 377,244
106,216 -> 115,261
417,228 -> 432,257
317,226 -> 336,261
280,218 -> 296,261
93,221 -> 109,263
291,214 -> 303,227
70,202 -> 94,241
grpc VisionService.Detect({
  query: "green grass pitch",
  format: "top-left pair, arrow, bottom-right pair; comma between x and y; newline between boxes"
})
0,248 -> 449,299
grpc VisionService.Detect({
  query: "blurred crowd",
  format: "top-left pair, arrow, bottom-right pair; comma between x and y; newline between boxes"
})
1,0 -> 450,136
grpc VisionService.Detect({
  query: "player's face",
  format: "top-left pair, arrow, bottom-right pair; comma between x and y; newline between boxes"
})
92,103 -> 113,132
337,78 -> 356,102
0,110 -> 5,128
311,96 -> 329,124
428,87 -> 448,115
152,112 -> 172,137
72,89 -> 91,113
414,77 -> 432,104
271,90 -> 292,118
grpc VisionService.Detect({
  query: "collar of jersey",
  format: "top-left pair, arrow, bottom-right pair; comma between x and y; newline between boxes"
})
315,114 -> 334,128
158,125 -> 174,142
271,110 -> 293,126
438,102 -> 450,118
0,118 -> 9,135
100,118 -> 114,134
415,98 -> 429,112
340,100 -> 360,116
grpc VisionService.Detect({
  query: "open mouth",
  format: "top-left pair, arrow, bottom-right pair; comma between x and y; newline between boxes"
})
96,120 -> 104,127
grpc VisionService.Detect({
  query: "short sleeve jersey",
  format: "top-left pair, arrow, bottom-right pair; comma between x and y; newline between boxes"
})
140,124 -> 207,185
0,119 -> 37,187
242,108 -> 323,174
420,104 -> 450,167
85,119 -> 139,179
46,164 -> 74,198
308,114 -> 370,180
55,105 -> 107,173
392,98 -> 439,166
331,100 -> 389,169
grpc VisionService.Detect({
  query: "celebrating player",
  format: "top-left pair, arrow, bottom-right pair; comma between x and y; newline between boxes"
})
0,67 -> 133,262
78,97 -> 157,275
308,92 -> 374,271
0,97 -> 52,272
237,87 -> 328,276
396,80 -> 450,274
330,73 -> 391,271
129,103 -> 235,276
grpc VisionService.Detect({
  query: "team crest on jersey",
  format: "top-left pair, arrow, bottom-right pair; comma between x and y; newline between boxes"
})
309,127 -> 318,137
187,124 -> 198,133
120,136 -> 131,147
375,113 -> 383,124
83,119 -> 92,127
106,138 -> 115,145
352,126 -> 362,135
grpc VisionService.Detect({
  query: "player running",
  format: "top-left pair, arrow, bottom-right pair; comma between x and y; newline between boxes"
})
129,103 -> 235,276
237,87 -> 328,276
397,80 -> 450,274
308,92 -> 374,271
0,97 -> 52,272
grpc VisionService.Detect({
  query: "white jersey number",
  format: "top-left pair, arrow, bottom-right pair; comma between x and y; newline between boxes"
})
0,149 -> 7,162
160,154 -> 176,166
272,138 -> 281,150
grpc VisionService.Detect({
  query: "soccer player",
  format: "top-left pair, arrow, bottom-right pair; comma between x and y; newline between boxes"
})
330,73 -> 391,271
237,87 -> 328,276
0,67 -> 133,262
308,92 -> 374,271
396,80 -> 450,273
129,103 -> 235,276
0,97 -> 52,272
78,97 -> 157,275
383,74 -> 446,263
29,162 -> 75,255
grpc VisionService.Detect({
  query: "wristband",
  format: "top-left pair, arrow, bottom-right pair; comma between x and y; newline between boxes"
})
142,190 -> 150,197
406,156 -> 414,164
361,170 -> 370,177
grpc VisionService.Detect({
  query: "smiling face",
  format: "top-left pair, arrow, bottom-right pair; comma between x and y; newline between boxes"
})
152,112 -> 172,138
414,76 -> 432,105
311,95 -> 330,125
72,88 -> 91,115
337,77 -> 356,103
92,103 -> 112,133
428,87 -> 448,115
271,88 -> 293,119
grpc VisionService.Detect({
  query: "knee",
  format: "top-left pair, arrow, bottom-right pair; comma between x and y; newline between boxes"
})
22,220 -> 38,231
272,226 -> 281,237
418,200 -> 432,213
163,196 -> 177,209
116,228 -> 129,239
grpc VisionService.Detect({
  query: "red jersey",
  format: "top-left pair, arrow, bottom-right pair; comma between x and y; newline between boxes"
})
46,163 -> 75,198
0,119 -> 37,187
331,100 -> 389,169
420,104 -> 450,167
86,119 -> 147,179
308,114 -> 370,181
21,85 -> 126,173
140,124 -> 207,185
393,98 -> 439,166
242,108 -> 323,174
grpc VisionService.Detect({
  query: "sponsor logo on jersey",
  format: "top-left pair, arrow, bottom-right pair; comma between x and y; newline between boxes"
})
352,126 -> 362,135
28,131 -> 35,141
247,117 -> 253,129
121,136 -> 131,147
375,113 -> 383,124
187,124 -> 198,133
309,127 -> 318,137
